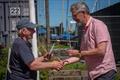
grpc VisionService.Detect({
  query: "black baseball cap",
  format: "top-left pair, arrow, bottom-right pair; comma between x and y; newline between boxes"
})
16,19 -> 37,30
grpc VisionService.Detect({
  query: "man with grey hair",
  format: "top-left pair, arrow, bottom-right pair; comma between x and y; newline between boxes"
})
63,2 -> 116,80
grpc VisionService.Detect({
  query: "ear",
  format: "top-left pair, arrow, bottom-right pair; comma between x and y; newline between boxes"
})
21,28 -> 27,34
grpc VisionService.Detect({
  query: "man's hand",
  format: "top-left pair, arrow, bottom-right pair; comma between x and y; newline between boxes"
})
51,60 -> 64,71
43,53 -> 53,61
66,49 -> 80,57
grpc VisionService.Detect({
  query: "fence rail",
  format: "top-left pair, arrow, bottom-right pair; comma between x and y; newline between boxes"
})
48,70 -> 88,80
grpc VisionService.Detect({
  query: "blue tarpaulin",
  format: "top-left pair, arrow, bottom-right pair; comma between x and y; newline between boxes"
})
50,34 -> 59,40
38,27 -> 46,34
59,33 -> 75,40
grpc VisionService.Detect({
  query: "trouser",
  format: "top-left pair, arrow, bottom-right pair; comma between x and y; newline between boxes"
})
94,69 -> 116,80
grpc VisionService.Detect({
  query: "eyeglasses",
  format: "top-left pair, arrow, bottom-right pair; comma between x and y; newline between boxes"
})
72,11 -> 84,19
72,11 -> 80,20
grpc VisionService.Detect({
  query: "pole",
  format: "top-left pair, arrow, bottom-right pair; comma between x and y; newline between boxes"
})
29,0 -> 39,80
45,0 -> 50,51
66,0 -> 69,32
62,0 -> 64,34
29,0 -> 38,58
108,0 -> 111,6
92,0 -> 98,13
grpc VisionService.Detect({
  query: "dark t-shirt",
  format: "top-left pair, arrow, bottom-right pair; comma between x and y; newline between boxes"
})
6,37 -> 37,80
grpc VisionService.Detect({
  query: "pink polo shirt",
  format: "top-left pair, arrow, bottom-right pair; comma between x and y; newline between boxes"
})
80,17 -> 116,80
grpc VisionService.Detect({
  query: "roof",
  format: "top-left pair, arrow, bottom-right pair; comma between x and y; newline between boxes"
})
91,2 -> 120,16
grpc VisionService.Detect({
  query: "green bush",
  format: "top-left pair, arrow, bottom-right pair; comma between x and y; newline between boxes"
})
115,66 -> 120,80
54,44 -> 70,49
63,62 -> 87,70
0,48 -> 9,80
39,70 -> 49,80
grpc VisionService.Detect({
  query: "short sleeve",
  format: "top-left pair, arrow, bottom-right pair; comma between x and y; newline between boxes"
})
17,41 -> 34,65
94,21 -> 109,44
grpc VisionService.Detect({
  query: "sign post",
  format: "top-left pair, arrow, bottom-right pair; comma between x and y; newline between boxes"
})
29,0 -> 39,80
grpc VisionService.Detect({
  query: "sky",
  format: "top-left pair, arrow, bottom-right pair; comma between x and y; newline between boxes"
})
37,0 -> 120,32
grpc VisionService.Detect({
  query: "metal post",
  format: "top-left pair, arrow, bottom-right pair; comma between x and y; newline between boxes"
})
92,0 -> 98,13
108,0 -> 111,6
66,0 -> 69,32
62,0 -> 64,34
45,0 -> 50,51
29,0 -> 39,80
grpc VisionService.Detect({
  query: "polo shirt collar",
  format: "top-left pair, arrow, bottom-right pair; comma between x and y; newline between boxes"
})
84,16 -> 92,31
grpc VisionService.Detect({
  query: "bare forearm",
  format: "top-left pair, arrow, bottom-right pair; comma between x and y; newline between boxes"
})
80,42 -> 107,57
63,57 -> 80,65
81,48 -> 106,57
29,60 -> 53,70
81,48 -> 99,57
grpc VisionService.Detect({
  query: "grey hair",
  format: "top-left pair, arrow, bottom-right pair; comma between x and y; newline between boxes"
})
70,2 -> 90,14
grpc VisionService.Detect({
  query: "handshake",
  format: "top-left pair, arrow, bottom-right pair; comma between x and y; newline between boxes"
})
49,60 -> 69,71
41,53 -> 69,71
39,49 -> 81,71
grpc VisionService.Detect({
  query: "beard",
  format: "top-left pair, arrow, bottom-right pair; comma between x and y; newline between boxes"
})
74,18 -> 85,26
27,35 -> 33,39
77,21 -> 85,27
24,34 -> 33,40
76,20 -> 85,32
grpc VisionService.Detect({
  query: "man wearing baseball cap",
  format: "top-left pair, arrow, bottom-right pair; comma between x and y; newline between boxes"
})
6,19 -> 63,80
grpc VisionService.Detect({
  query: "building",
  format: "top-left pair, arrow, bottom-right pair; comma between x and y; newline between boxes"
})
0,0 -> 37,47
